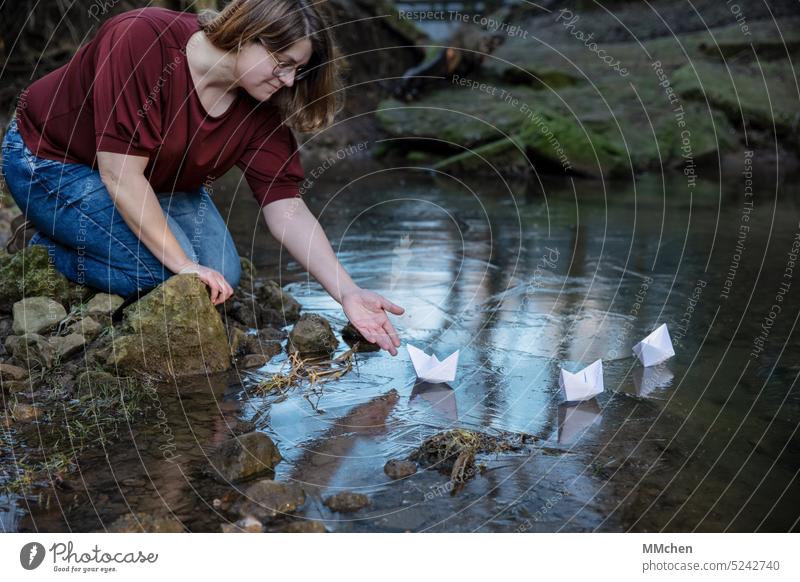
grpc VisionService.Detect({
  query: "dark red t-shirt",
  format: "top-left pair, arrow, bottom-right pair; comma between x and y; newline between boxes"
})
16,7 -> 304,207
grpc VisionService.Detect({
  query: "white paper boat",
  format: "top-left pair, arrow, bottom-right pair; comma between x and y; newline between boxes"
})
559,359 -> 604,402
407,344 -> 459,383
632,364 -> 674,398
558,400 -> 602,444
633,323 -> 675,367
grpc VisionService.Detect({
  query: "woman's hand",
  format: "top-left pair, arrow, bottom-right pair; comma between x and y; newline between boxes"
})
341,288 -> 405,355
178,261 -> 234,305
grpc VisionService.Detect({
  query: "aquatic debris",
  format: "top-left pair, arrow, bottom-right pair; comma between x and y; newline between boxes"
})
255,349 -> 355,398
410,429 -> 530,494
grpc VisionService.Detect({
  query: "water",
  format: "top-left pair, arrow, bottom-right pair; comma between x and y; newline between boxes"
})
2,162 -> 799,532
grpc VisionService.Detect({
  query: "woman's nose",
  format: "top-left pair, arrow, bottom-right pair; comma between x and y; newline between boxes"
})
280,70 -> 296,88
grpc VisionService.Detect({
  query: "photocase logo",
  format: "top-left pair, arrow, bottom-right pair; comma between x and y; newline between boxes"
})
20,542 -> 46,570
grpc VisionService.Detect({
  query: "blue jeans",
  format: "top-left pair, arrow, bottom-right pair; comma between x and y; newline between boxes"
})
1,119 -> 241,297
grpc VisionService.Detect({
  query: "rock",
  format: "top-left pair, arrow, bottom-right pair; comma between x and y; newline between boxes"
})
0,362 -> 28,381
238,256 -> 256,288
228,327 -> 282,360
2,380 -> 30,394
64,316 -> 102,341
276,520 -> 328,533
11,402 -> 40,422
106,275 -> 231,379
105,512 -> 184,533
232,479 -> 306,522
288,314 -> 338,356
221,516 -> 263,533
254,280 -> 302,324
341,322 -> 380,352
4,333 -> 56,369
84,293 -> 124,315
384,459 -> 417,480
0,246 -> 87,313
241,354 -> 270,368
0,316 -> 13,339
51,333 -> 86,361
12,297 -> 67,335
323,491 -> 370,513
207,431 -> 282,483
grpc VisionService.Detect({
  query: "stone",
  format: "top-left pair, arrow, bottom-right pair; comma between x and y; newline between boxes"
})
0,246 -> 87,313
106,275 -> 231,379
288,313 -> 338,356
0,362 -> 28,381
4,333 -> 56,370
105,512 -> 184,533
254,280 -> 302,325
323,491 -> 370,513
84,293 -> 124,315
232,479 -> 306,522
221,516 -> 263,533
207,431 -> 282,483
11,402 -> 40,422
2,380 -> 30,394
228,327 -> 282,359
65,316 -> 103,341
241,354 -> 270,368
51,333 -> 86,361
12,297 -> 67,335
384,459 -> 417,480
341,322 -> 381,352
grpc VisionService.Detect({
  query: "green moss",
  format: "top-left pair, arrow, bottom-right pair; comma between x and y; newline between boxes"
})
0,246 -> 88,313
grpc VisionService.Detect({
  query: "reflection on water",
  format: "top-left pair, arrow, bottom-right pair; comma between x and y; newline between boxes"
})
4,164 -> 800,532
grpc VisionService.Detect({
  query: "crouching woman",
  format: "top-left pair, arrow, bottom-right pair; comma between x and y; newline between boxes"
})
0,0 -> 403,354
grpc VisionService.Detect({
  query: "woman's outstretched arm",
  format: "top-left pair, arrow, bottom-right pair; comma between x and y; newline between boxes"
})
262,197 -> 405,355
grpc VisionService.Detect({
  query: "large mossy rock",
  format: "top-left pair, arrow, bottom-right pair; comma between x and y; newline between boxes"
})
0,246 -> 87,313
106,274 -> 231,379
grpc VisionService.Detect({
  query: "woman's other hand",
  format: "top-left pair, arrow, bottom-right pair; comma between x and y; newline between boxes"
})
342,288 -> 405,356
178,261 -> 234,305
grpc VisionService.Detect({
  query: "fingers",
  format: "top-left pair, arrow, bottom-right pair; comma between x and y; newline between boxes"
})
360,323 -> 399,356
382,318 -> 401,348
380,296 -> 405,315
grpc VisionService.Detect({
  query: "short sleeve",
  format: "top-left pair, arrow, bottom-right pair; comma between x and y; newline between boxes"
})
236,115 -> 305,208
92,16 -> 164,157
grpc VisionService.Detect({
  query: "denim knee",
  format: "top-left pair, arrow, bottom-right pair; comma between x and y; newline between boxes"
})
222,251 -> 242,289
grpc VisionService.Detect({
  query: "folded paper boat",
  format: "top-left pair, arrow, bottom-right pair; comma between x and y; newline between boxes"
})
559,358 -> 604,402
632,323 -> 675,367
407,344 -> 460,383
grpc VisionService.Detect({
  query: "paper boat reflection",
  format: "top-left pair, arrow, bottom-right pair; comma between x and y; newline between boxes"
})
631,363 -> 674,398
410,381 -> 458,422
557,400 -> 602,444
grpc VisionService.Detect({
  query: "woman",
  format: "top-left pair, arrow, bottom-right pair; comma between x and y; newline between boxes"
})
1,0 -> 403,355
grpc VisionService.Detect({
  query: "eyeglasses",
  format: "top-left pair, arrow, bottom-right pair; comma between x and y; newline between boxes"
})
257,39 -> 312,82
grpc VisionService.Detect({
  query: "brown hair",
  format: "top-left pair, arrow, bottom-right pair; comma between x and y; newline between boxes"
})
198,0 -> 345,133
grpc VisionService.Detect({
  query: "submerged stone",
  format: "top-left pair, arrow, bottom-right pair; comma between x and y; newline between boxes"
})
232,479 -> 306,522
207,431 -> 282,484
323,491 -> 370,513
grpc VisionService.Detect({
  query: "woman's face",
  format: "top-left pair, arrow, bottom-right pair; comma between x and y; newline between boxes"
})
234,38 -> 313,101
